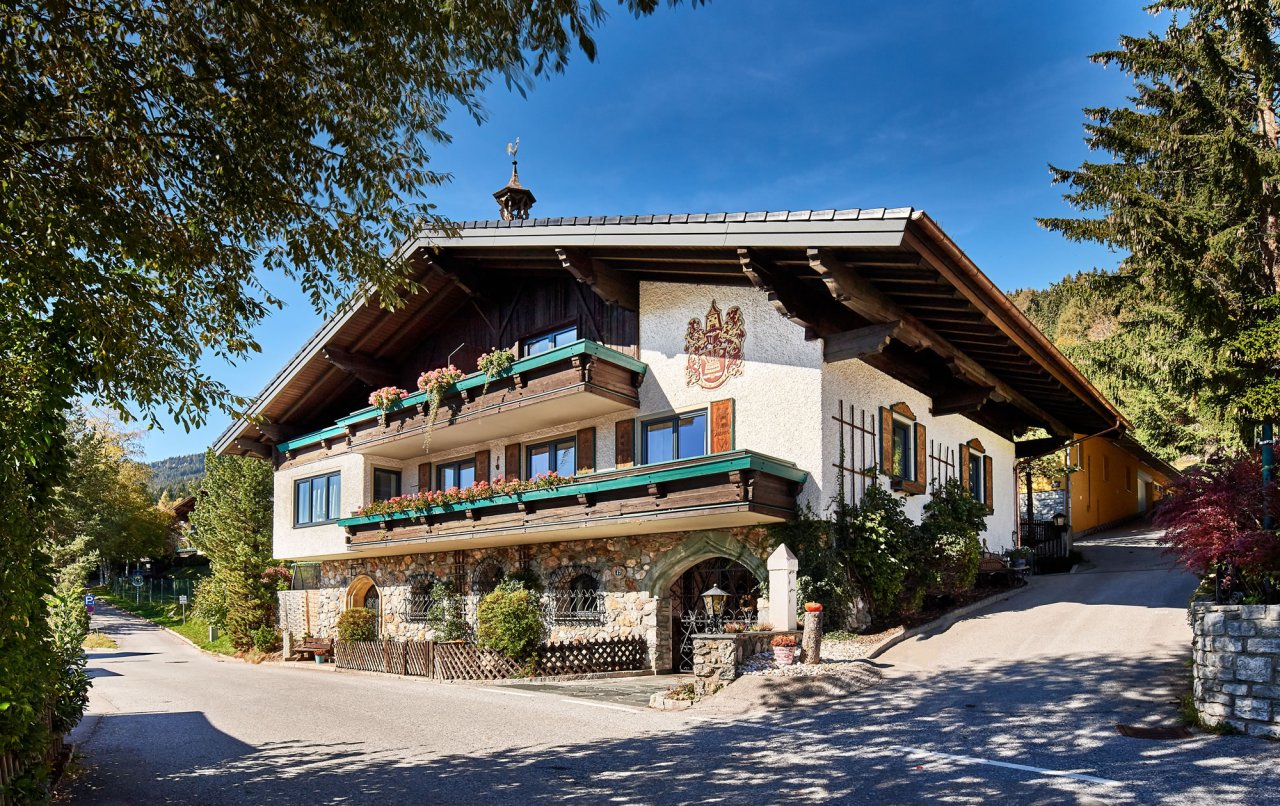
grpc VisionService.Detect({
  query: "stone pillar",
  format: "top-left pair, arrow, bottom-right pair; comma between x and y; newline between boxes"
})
801,610 -> 822,664
767,544 -> 798,631
692,635 -> 738,696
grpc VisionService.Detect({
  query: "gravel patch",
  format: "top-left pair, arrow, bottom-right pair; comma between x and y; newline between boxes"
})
736,629 -> 903,677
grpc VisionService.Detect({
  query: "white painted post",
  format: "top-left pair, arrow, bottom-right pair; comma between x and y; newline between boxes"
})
767,544 -> 799,631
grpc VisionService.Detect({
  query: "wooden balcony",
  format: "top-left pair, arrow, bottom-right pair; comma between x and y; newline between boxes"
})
275,340 -> 645,465
337,450 -> 807,553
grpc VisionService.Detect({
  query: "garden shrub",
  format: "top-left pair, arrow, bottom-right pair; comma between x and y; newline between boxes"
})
336,607 -> 378,641
1156,451 -> 1280,603
46,580 -> 90,734
841,484 -> 917,621
919,478 -> 986,596
502,569 -> 545,594
476,580 -> 544,661
425,579 -> 468,641
251,625 -> 280,653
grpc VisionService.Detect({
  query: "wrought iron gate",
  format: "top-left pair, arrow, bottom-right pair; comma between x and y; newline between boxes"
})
671,558 -> 761,672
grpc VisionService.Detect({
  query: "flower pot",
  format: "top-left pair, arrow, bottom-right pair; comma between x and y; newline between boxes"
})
772,646 -> 795,666
314,654 -> 327,665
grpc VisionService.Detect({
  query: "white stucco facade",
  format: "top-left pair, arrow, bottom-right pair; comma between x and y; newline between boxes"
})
273,279 -> 1021,560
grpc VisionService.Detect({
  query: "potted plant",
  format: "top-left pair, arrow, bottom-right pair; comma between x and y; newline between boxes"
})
369,386 -> 409,427
771,634 -> 797,665
803,601 -> 823,613
476,347 -> 515,403
417,365 -> 464,451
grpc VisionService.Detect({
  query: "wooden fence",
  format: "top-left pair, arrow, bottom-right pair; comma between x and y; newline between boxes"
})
535,637 -> 647,676
333,636 -> 648,681
0,706 -> 63,806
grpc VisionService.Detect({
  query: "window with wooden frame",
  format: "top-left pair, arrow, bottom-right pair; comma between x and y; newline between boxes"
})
436,458 -> 476,491
958,438 -> 994,514
293,471 -> 341,527
526,436 -> 576,479
642,410 -> 708,464
521,324 -> 578,357
372,467 -> 401,501
880,403 -> 926,495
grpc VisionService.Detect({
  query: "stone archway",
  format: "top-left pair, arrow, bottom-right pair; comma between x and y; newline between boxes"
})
345,574 -> 381,635
645,531 -> 768,673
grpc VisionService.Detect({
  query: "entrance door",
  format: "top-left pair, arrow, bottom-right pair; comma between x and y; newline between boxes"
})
669,558 -> 761,673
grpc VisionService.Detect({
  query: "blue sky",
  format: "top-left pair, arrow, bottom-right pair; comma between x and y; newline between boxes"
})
140,0 -> 1157,461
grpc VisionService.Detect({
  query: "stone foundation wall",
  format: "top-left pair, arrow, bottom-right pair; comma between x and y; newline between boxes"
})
1190,602 -> 1280,738
692,630 -> 802,695
289,527 -> 771,670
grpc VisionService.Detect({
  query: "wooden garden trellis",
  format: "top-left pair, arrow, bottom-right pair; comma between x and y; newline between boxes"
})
433,642 -> 521,680
333,636 -> 646,681
928,438 -> 957,488
535,637 -> 647,676
832,400 -> 880,505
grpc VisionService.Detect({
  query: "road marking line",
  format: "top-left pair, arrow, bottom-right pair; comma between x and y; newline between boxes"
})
890,746 -> 1122,787
561,698 -> 642,713
476,687 -> 535,697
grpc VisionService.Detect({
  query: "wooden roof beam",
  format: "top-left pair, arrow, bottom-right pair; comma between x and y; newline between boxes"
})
737,248 -> 823,337
233,437 -> 272,460
931,387 -> 999,416
557,248 -> 640,310
824,321 -> 901,362
320,346 -> 397,388
421,251 -> 481,298
807,247 -> 1070,435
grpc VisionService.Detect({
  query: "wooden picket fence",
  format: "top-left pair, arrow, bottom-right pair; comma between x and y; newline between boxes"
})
332,636 -> 647,681
0,705 -> 63,806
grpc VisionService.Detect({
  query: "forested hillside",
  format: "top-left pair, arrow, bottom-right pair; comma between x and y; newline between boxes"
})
147,452 -> 205,502
1009,272 -> 1241,465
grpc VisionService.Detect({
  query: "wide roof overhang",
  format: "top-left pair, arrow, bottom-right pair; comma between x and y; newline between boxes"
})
214,207 -> 1127,457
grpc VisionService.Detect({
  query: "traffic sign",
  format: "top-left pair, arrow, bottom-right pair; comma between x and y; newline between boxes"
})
178,595 -> 188,605
131,574 -> 144,588
83,594 -> 95,607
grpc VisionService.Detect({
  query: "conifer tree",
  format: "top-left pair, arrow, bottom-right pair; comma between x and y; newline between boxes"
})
1040,0 -> 1280,433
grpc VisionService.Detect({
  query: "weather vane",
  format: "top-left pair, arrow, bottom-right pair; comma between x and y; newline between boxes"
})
507,137 -> 520,160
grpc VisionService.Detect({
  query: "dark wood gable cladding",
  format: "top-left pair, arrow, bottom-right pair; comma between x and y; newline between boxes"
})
219,209 -> 1123,458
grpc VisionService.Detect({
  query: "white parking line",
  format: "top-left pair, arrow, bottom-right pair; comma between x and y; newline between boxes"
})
891,746 -> 1122,787
476,687 -> 534,697
561,698 -> 643,713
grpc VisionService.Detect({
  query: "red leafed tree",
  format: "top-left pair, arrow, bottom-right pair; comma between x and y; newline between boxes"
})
1156,453 -> 1280,591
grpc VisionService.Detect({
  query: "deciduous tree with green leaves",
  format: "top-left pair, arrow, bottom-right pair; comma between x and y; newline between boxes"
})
1040,0 -> 1280,437
2,2 -> 690,791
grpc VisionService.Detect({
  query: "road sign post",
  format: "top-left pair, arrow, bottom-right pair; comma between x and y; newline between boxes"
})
179,594 -> 188,623
131,573 -> 143,604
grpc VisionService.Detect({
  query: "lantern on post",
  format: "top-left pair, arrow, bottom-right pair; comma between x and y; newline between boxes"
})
701,585 -> 729,617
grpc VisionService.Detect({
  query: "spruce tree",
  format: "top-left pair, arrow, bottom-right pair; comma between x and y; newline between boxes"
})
1040,0 -> 1280,434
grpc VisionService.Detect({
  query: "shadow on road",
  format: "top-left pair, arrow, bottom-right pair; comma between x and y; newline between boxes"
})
68,655 -> 1278,805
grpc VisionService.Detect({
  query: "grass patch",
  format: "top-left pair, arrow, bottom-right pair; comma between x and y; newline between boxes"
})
93,587 -> 236,656
1177,692 -> 1240,735
82,632 -> 118,650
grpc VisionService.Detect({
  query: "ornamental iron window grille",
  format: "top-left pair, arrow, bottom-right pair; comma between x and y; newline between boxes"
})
544,566 -> 605,624
471,559 -> 505,598
407,573 -> 439,623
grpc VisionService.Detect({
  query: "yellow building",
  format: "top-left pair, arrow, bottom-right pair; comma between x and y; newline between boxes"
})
1066,433 -> 1177,535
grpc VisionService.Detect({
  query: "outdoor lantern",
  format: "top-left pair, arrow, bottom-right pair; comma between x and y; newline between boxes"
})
1053,512 -> 1067,528
701,585 -> 730,616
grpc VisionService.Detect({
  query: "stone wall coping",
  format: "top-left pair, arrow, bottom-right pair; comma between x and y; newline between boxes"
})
691,630 -> 800,639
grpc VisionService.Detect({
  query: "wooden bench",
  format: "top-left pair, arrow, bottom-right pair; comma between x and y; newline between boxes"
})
977,552 -> 1027,588
292,636 -> 334,661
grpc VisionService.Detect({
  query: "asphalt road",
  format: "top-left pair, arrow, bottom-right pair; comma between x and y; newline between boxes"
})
66,525 -> 1280,805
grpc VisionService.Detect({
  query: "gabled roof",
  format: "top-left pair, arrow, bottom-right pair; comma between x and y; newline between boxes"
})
214,207 -> 1128,456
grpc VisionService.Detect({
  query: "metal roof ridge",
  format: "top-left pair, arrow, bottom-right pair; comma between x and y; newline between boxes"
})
438,206 -> 914,230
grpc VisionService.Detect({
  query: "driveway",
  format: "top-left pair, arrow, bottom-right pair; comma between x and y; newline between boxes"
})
66,526 -> 1280,805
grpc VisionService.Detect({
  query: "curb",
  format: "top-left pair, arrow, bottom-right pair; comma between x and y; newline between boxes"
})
867,580 -> 1035,660
95,601 -> 240,663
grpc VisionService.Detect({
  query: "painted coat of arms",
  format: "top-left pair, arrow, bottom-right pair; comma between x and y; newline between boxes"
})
685,300 -> 746,390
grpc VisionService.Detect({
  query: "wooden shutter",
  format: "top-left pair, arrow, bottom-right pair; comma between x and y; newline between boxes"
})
910,422 -> 927,494
576,427 -> 596,475
615,419 -> 635,468
958,444 -> 971,489
710,399 -> 735,453
474,450 -> 491,485
983,454 -> 994,513
879,406 -> 893,475
417,462 -> 432,493
504,443 -> 521,481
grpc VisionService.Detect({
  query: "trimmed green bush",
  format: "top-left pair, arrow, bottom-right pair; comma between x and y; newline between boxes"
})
476,580 -> 544,661
920,479 -> 986,596
425,580 -> 468,641
336,607 -> 378,641
251,625 -> 280,653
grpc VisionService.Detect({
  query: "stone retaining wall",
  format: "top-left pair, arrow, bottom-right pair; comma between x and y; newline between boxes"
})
691,630 -> 801,695
1190,602 -> 1280,738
